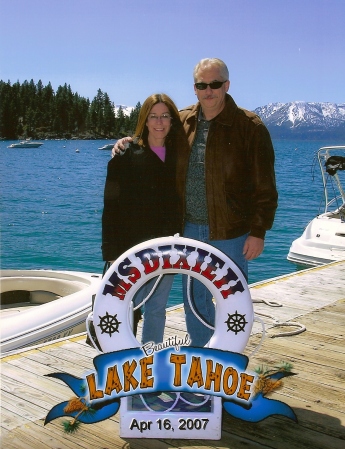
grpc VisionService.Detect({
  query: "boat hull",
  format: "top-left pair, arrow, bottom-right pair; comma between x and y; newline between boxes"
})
98,143 -> 116,150
0,270 -> 101,354
8,142 -> 43,148
287,146 -> 345,268
287,213 -> 345,266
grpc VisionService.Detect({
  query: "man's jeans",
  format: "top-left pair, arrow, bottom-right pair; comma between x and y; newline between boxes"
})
182,221 -> 248,347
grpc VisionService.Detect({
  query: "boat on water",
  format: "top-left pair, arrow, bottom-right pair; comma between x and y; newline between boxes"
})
0,270 -> 101,354
8,140 -> 44,148
287,145 -> 345,267
98,143 -> 116,150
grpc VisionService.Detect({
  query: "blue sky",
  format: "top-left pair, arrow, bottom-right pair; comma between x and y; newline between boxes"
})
1,0 -> 344,110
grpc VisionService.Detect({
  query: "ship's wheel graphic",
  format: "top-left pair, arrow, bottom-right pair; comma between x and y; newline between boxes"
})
225,311 -> 248,335
97,311 -> 122,337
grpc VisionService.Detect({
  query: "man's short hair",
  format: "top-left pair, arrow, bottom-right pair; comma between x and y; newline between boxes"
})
193,58 -> 229,82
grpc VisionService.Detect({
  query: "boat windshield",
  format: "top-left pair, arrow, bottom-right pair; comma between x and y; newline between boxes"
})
317,146 -> 345,216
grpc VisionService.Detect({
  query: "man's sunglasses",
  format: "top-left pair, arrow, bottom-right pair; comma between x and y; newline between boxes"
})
194,80 -> 227,90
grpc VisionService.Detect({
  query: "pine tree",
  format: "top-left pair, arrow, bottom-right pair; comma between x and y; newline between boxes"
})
128,102 -> 141,134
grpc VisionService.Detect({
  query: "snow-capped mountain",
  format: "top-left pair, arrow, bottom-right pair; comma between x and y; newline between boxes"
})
114,101 -> 344,138
114,104 -> 134,116
253,102 -> 345,139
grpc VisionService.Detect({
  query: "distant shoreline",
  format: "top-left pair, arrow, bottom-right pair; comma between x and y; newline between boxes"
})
1,136 -> 121,141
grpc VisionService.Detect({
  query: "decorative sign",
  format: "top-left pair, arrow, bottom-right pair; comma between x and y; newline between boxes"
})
45,236 -> 297,439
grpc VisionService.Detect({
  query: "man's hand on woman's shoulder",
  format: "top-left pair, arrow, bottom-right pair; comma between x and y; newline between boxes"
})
112,137 -> 132,157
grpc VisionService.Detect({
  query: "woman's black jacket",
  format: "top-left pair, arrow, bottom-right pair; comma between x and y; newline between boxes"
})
101,142 -> 181,262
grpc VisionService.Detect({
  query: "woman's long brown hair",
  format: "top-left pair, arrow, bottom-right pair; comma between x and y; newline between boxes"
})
133,93 -> 182,147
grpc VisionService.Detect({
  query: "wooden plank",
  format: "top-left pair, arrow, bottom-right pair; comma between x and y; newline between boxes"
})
1,366 -> 70,399
221,412 -> 345,449
247,344 -> 345,391
4,419 -> 119,449
0,370 -> 66,403
1,405 -> 29,432
253,335 -> 344,370
1,390 -> 47,423
7,352 -> 91,378
24,344 -> 96,372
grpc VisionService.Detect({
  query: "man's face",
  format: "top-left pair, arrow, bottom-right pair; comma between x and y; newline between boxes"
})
194,66 -> 230,118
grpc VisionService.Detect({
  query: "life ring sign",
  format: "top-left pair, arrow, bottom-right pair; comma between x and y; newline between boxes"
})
45,236 -> 297,440
93,235 -> 253,353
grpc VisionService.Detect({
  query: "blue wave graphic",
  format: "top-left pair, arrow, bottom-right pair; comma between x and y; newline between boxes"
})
45,347 -> 296,425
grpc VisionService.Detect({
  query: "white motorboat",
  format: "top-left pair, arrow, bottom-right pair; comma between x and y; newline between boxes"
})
287,146 -> 345,267
98,143 -> 116,150
0,270 -> 101,354
8,140 -> 43,148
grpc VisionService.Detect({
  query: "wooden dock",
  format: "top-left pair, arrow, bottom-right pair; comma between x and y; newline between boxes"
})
1,261 -> 345,448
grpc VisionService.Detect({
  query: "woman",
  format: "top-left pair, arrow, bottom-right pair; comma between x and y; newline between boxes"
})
102,93 -> 186,344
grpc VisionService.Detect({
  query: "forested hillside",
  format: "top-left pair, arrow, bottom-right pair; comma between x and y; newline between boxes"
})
0,79 -> 141,140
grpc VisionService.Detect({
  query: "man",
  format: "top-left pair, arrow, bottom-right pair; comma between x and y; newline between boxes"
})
114,58 -> 278,346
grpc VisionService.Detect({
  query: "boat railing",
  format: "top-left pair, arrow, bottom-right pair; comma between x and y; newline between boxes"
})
326,196 -> 345,210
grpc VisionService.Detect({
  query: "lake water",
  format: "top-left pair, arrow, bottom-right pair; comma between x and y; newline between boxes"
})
1,138 -> 342,305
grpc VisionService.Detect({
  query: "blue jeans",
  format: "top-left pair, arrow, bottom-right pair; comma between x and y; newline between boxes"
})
133,274 -> 174,344
182,221 -> 248,347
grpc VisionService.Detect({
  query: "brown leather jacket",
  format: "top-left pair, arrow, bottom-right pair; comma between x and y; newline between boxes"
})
177,94 -> 278,240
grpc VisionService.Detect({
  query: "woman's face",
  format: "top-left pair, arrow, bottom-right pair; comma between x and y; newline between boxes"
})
146,102 -> 172,144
